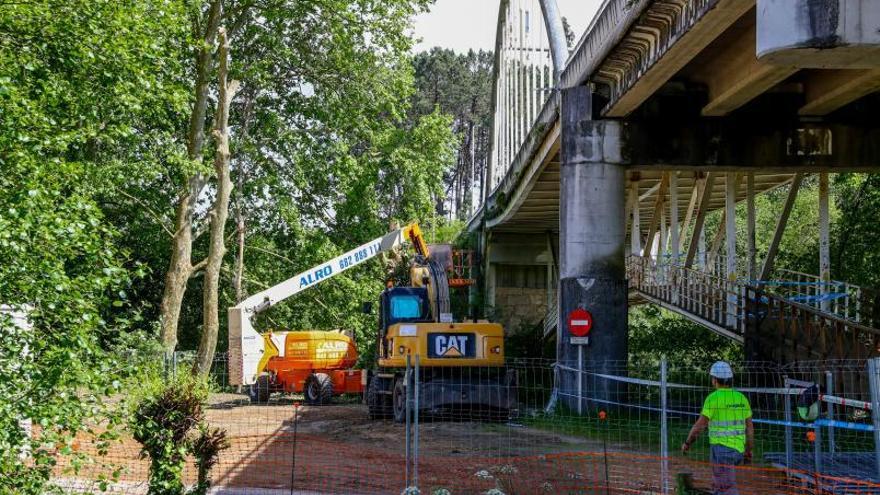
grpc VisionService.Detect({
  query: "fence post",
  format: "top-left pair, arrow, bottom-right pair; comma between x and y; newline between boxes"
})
812,373 -> 823,474
784,376 -> 793,475
868,358 -> 880,479
825,371 -> 835,455
405,354 -> 411,489
813,413 -> 823,474
577,345 -> 583,415
414,354 -> 420,490
660,357 -> 669,495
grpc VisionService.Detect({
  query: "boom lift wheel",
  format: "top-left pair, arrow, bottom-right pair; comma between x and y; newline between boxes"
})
252,374 -> 271,404
304,372 -> 333,405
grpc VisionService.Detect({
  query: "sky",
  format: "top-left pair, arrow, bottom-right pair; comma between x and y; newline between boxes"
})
413,0 -> 605,54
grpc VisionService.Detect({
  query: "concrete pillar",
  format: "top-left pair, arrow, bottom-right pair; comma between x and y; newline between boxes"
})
757,0 -> 880,69
669,172 -> 680,266
819,173 -> 831,312
725,173 -> 738,326
747,173 -> 757,281
557,86 -> 628,411
630,180 -> 641,255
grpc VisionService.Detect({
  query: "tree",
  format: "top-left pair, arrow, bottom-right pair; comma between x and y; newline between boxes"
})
151,0 -> 442,370
0,0 -> 190,489
410,48 -> 494,221
158,0 -> 224,358
193,27 -> 239,375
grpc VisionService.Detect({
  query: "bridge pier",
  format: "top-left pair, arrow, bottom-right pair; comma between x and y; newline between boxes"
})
557,86 -> 628,412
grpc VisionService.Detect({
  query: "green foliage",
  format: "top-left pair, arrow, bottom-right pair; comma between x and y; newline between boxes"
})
129,373 -> 228,495
628,306 -> 742,370
0,0 -> 191,490
410,48 -> 493,220
745,176 -> 826,277
506,321 -> 555,360
830,173 -> 880,287
429,219 -> 466,244
0,162 -> 132,490
411,48 -> 493,127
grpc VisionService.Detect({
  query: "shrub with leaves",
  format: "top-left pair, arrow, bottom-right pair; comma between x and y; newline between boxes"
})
0,0 -> 188,490
129,374 -> 228,495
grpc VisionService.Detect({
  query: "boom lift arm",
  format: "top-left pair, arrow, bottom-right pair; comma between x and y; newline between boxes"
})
228,224 -> 427,386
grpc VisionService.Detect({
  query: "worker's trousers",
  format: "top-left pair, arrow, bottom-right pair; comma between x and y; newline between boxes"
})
710,444 -> 743,495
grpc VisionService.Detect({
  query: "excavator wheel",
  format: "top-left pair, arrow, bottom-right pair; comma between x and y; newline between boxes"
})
304,372 -> 333,405
252,374 -> 271,404
367,375 -> 392,419
392,376 -> 408,423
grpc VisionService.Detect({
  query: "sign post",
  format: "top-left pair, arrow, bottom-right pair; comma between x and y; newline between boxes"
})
567,308 -> 593,414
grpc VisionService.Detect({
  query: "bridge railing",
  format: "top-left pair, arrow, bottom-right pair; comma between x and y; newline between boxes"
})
489,0 -> 556,193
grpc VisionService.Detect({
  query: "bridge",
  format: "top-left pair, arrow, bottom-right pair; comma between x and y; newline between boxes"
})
466,0 -> 880,403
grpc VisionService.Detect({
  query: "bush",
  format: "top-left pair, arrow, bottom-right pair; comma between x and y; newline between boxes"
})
129,374 -> 228,495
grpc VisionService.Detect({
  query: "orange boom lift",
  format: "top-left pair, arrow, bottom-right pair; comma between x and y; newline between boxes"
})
227,224 -> 432,404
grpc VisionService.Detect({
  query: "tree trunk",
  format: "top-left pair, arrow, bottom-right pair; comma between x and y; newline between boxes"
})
467,122 -> 475,216
159,189 -> 196,352
194,28 -> 239,376
158,0 -> 223,355
231,95 -> 255,305
232,214 -> 245,303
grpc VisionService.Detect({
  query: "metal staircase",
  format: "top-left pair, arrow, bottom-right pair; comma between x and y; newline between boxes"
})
626,256 -> 880,363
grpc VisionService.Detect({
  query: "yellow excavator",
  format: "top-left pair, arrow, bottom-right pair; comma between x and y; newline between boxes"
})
228,223 -> 513,419
365,224 -> 514,422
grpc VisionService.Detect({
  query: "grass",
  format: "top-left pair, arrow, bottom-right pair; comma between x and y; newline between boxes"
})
520,406 -> 876,466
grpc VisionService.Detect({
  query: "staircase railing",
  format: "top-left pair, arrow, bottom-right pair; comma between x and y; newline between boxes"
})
704,254 -> 878,325
744,285 -> 880,362
544,280 -> 558,338
626,255 -> 880,362
627,255 -> 748,338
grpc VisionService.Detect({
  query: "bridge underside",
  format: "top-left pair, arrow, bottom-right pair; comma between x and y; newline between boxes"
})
476,0 -> 880,387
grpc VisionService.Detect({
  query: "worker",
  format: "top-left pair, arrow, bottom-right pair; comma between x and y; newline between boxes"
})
681,361 -> 754,495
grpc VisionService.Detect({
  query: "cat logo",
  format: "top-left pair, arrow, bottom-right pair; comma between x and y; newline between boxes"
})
435,335 -> 468,358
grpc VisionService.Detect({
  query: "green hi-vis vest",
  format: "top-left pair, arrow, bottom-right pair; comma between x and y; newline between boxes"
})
701,388 -> 752,453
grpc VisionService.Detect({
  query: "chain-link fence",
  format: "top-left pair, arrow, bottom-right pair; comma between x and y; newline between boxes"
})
164,351 -> 232,390
49,356 -> 880,494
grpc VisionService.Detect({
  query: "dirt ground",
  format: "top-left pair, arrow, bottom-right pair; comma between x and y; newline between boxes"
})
57,392 -> 801,495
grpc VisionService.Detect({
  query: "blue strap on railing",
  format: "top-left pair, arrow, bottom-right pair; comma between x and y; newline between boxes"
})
786,292 -> 849,303
742,279 -> 847,288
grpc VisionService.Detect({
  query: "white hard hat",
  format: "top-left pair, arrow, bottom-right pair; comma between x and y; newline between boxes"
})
709,361 -> 734,379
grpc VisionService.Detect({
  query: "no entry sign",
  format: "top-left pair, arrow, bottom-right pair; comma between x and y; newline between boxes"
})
567,308 -> 593,343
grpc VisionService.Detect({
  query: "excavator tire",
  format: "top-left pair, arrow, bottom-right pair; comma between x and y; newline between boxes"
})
253,374 -> 271,404
392,376 -> 407,423
304,373 -> 333,405
367,375 -> 392,419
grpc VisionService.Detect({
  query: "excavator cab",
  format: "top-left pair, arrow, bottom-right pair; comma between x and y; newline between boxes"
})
376,287 -> 431,359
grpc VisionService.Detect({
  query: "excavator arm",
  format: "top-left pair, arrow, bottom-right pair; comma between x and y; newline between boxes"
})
229,223 -> 428,386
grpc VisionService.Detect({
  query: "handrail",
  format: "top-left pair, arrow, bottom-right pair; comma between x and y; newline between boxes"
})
627,255 -> 880,362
